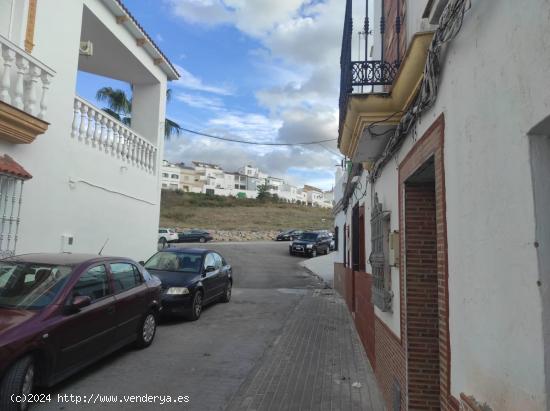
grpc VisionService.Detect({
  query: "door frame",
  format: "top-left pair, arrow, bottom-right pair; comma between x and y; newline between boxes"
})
398,114 -> 457,410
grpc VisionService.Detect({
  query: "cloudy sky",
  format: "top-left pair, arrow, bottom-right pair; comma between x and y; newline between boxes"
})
78,0 -> 349,190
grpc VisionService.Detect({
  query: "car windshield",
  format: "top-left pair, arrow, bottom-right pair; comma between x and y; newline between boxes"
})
0,262 -> 73,310
145,252 -> 203,273
299,233 -> 319,241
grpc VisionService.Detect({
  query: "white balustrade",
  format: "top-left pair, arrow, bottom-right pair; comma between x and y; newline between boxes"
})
71,96 -> 158,174
0,35 -> 55,120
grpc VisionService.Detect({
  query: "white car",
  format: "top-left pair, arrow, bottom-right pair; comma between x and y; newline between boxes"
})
158,228 -> 178,245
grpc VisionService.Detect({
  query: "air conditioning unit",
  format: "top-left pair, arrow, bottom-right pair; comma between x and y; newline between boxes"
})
79,41 -> 94,56
423,0 -> 450,25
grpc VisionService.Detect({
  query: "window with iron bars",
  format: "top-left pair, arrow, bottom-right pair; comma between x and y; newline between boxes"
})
369,193 -> 393,312
0,174 -> 25,259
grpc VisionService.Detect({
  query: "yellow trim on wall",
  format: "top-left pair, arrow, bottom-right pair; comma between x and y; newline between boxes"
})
24,0 -> 38,53
339,31 -> 435,158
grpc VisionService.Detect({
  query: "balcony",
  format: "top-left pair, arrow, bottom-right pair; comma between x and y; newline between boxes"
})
70,96 -> 157,173
338,0 -> 433,165
0,34 -> 55,144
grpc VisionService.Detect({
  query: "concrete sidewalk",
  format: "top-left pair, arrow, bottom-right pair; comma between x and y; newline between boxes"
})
299,253 -> 335,288
225,289 -> 385,411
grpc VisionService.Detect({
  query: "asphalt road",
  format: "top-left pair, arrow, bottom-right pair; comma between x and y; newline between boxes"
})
36,241 -> 324,411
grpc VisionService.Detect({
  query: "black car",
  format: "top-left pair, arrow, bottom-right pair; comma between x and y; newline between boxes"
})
176,230 -> 213,243
289,231 -> 332,257
276,229 -> 303,241
142,248 -> 232,320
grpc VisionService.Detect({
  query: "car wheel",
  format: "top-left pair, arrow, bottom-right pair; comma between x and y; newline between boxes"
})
187,291 -> 203,321
135,311 -> 157,348
199,237 -> 206,243
220,281 -> 232,303
0,355 -> 34,411
310,248 -> 317,258
324,247 -> 329,255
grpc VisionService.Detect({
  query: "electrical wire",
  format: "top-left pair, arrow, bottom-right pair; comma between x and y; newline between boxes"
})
180,127 -> 337,146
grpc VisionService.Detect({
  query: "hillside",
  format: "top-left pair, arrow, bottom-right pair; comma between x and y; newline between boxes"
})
160,191 -> 333,231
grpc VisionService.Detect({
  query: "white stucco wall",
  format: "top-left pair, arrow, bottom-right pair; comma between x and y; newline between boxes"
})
0,0 -> 170,261
361,0 -> 550,408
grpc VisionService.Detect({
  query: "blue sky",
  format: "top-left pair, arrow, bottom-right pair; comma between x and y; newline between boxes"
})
77,0 -> 345,190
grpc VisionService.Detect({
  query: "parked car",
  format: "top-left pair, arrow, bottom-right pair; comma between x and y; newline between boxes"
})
176,230 -> 213,243
275,229 -> 303,241
158,228 -> 178,246
142,248 -> 232,321
0,253 -> 161,411
289,231 -> 332,257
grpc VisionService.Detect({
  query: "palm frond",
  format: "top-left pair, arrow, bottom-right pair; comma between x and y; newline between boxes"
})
165,118 -> 183,139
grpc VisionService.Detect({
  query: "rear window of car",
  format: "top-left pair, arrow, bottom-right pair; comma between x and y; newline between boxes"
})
144,252 -> 203,273
300,233 -> 319,241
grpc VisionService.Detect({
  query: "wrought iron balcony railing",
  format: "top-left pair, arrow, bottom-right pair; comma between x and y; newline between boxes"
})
351,60 -> 399,87
339,0 -> 403,136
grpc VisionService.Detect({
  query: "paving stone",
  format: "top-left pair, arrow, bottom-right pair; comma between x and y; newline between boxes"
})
226,290 -> 385,411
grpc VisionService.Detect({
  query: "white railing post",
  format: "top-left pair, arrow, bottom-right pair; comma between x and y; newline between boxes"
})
111,123 -> 119,156
13,54 -> 28,110
0,46 -> 15,104
71,99 -> 81,138
78,103 -> 88,141
24,63 -> 40,116
93,111 -> 103,148
100,116 -> 109,152
86,107 -> 95,145
38,72 -> 51,119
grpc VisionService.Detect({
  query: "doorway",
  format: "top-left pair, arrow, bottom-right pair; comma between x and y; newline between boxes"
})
404,157 -> 440,410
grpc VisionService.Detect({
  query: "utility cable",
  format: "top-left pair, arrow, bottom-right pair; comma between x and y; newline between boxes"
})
180,127 -> 337,146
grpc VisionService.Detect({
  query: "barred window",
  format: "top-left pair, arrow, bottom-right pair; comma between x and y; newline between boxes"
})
0,175 -> 25,259
369,193 -> 393,312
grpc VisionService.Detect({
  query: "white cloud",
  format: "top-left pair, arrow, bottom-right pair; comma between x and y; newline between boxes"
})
175,92 -> 225,111
164,0 -> 346,188
173,64 -> 234,95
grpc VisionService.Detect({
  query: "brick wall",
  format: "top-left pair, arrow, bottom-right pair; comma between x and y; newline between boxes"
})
375,318 -> 406,410
405,183 -> 440,410
383,0 -> 407,64
399,114 -> 458,410
354,271 -> 376,367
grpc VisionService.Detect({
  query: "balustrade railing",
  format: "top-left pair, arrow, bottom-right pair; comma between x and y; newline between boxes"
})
71,96 -> 157,174
0,35 -> 55,120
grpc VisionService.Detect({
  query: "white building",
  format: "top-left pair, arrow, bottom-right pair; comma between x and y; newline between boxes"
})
0,0 -> 178,260
161,160 -> 181,190
333,1 -> 550,410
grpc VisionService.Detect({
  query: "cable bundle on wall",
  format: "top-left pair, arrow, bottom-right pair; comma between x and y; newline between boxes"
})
369,0 -> 472,181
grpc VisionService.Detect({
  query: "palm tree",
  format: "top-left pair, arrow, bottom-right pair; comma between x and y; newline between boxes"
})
95,87 -> 182,138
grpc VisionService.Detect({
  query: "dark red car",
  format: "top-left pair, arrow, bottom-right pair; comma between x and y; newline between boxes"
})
0,253 -> 161,411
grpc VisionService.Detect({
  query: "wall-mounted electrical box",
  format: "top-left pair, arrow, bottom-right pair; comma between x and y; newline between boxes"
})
388,230 -> 400,267
61,234 -> 75,252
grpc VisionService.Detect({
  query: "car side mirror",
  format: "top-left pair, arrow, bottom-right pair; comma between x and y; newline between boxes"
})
68,295 -> 92,313
204,265 -> 216,274
139,261 -> 145,266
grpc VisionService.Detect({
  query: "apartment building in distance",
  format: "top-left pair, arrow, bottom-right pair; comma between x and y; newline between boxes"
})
161,160 -> 333,207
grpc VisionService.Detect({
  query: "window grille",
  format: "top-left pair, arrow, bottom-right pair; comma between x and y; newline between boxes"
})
369,193 -> 393,311
0,174 -> 25,259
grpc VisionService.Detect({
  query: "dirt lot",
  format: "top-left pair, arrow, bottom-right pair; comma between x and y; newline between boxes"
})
160,191 -> 333,232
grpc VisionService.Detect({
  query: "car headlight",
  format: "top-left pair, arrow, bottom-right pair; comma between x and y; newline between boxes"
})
166,287 -> 190,295
306,244 -> 313,249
